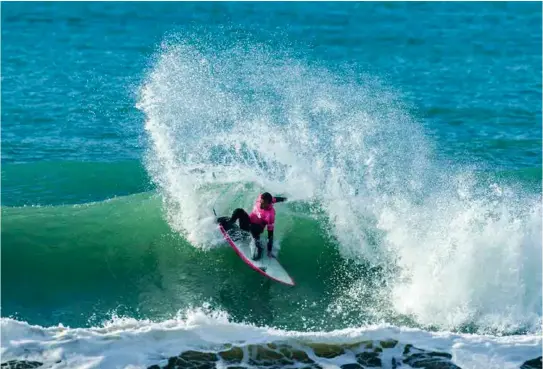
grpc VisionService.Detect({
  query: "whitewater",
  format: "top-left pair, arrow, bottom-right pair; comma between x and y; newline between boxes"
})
1,309 -> 541,369
139,37 -> 541,332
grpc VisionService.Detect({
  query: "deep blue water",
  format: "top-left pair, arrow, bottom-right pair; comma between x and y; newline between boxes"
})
2,2 -> 541,169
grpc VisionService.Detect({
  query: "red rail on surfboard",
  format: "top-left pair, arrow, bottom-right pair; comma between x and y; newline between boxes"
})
218,224 -> 295,286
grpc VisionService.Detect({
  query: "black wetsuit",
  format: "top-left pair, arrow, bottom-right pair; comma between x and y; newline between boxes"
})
221,196 -> 287,259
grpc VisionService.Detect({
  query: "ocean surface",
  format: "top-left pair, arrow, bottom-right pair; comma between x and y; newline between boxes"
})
1,2 -> 541,369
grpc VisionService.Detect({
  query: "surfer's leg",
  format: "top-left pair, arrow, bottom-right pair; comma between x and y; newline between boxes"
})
253,239 -> 263,261
230,208 -> 251,231
251,235 -> 263,261
250,224 -> 264,260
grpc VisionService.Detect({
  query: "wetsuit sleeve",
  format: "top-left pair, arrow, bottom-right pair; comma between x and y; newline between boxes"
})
267,230 -> 274,252
273,196 -> 287,203
267,209 -> 276,253
267,211 -> 275,231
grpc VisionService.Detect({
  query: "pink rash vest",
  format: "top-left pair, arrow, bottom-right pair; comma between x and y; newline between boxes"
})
249,195 -> 277,231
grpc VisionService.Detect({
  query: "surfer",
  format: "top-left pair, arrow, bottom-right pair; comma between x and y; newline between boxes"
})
218,192 -> 287,260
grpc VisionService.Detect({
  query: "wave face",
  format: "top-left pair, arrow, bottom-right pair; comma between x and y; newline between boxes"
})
134,35 -> 542,335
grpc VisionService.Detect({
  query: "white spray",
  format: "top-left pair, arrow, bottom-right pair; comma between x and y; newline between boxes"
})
137,36 -> 541,334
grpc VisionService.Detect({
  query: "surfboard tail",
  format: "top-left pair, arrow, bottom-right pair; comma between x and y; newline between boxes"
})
217,224 -> 295,286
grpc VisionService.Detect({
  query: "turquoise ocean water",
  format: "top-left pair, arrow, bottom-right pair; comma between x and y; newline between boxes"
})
2,2 -> 541,368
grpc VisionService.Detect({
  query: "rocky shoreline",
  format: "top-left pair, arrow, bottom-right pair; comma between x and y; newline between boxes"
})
144,340 -> 542,369
3,340 -> 540,369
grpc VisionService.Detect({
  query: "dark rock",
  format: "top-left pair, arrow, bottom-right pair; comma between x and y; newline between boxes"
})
278,347 -> 314,364
165,357 -> 189,369
194,364 -> 215,369
404,351 -> 460,369
219,347 -> 244,363
340,364 -> 363,369
164,355 -> 211,369
408,360 -> 459,369
165,357 -> 176,368
521,357 -> 542,369
356,352 -> 382,367
308,343 -> 345,358
403,344 -> 413,356
346,340 -> 372,350
254,346 -> 285,361
380,339 -> 398,349
429,352 -> 452,359
179,351 -> 218,362
1,361 -> 43,369
409,352 -> 452,361
248,358 -> 292,367
246,345 -> 293,367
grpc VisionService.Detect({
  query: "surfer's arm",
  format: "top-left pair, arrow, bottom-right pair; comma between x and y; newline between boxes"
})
266,212 -> 275,252
273,196 -> 287,203
267,230 -> 274,252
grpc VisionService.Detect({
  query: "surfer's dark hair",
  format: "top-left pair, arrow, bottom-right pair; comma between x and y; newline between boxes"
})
262,192 -> 273,203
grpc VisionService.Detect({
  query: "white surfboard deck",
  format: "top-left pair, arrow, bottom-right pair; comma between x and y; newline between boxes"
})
218,223 -> 295,286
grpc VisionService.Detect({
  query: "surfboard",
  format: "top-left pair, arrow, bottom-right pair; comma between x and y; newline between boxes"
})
216,220 -> 295,286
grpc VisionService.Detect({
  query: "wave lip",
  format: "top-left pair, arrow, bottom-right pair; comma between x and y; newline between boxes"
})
136,35 -> 542,335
